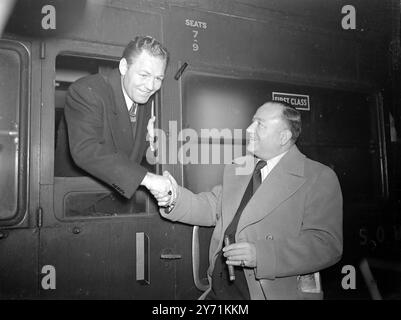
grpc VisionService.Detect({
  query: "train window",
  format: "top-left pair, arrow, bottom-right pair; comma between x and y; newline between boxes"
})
0,42 -> 28,225
53,54 -> 157,218
54,55 -> 117,177
182,73 -> 269,192
182,72 -> 381,203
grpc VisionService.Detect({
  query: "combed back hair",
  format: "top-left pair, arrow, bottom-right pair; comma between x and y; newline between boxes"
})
279,102 -> 302,143
264,101 -> 301,143
122,35 -> 169,65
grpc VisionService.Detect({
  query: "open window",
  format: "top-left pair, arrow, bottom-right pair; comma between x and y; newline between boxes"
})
182,71 -> 382,203
54,54 -> 117,178
182,70 -> 383,292
0,40 -> 29,226
53,53 -> 158,219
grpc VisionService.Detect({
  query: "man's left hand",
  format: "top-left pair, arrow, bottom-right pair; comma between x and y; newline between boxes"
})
223,241 -> 257,268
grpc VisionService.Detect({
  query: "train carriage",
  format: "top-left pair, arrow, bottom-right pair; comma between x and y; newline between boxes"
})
0,0 -> 400,299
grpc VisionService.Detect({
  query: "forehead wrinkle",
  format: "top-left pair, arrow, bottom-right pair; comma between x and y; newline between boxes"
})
129,51 -> 166,69
254,113 -> 282,125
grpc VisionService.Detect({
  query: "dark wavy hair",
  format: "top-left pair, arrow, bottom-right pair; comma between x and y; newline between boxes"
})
122,35 -> 169,65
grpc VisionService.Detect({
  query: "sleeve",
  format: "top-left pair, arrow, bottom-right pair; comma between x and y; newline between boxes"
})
64,82 -> 147,198
255,167 -> 343,280
160,185 -> 223,227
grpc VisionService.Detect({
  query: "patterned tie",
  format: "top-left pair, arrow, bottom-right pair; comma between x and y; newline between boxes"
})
128,103 -> 137,123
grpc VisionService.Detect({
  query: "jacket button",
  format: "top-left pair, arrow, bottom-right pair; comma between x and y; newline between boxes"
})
266,234 -> 273,240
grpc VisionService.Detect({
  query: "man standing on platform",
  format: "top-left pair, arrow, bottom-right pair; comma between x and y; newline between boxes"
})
154,101 -> 343,300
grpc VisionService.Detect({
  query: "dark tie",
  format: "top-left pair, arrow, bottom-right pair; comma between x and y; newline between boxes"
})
209,159 -> 267,300
223,159 -> 267,241
128,103 -> 137,123
252,160 -> 267,194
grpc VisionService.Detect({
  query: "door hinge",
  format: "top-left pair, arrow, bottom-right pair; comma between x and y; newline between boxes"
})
36,207 -> 43,228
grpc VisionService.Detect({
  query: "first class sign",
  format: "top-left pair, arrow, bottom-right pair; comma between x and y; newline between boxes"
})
272,92 -> 310,111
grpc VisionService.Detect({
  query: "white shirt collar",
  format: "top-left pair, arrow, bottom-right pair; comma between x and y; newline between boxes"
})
260,150 -> 289,181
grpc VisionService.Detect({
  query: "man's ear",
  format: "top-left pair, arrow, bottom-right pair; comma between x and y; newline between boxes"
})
119,58 -> 128,76
280,129 -> 292,145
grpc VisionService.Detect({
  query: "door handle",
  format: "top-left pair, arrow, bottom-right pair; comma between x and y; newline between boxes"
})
0,130 -> 18,136
192,226 -> 209,291
160,247 -> 182,260
0,129 -> 18,144
160,253 -> 182,260
136,232 -> 150,284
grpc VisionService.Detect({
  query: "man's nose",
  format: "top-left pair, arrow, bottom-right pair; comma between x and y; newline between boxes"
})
144,77 -> 155,91
246,121 -> 257,133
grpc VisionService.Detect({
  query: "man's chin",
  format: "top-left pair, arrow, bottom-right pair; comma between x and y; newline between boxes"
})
133,93 -> 152,104
246,143 -> 257,155
135,97 -> 150,104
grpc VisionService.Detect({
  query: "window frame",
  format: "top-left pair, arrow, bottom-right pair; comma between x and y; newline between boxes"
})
179,65 -> 384,203
45,41 -> 161,222
0,39 -> 30,227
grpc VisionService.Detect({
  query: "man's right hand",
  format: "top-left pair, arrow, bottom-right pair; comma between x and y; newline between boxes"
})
141,172 -> 171,194
141,172 -> 176,207
157,171 -> 178,207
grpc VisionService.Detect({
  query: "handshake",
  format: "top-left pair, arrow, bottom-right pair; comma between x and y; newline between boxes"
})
141,171 -> 178,208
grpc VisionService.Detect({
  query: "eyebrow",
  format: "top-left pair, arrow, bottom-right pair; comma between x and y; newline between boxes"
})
252,116 -> 265,123
139,70 -> 165,78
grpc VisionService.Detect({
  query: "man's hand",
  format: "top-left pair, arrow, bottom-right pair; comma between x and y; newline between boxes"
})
223,241 -> 257,268
141,172 -> 171,198
155,171 -> 178,207
141,171 -> 177,207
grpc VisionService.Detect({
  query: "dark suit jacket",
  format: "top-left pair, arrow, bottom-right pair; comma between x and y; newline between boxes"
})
63,69 -> 151,198
161,145 -> 343,299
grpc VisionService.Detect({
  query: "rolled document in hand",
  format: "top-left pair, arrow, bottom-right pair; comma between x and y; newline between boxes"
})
149,100 -> 155,152
224,235 -> 235,281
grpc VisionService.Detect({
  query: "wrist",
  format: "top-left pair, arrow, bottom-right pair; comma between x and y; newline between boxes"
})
141,172 -> 153,188
166,176 -> 177,205
164,202 -> 175,214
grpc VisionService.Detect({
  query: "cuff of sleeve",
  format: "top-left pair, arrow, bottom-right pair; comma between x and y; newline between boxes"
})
255,239 -> 277,280
159,186 -> 185,220
124,166 -> 148,199
163,201 -> 176,214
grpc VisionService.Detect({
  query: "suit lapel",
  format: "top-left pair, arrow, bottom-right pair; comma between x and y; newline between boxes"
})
221,156 -> 257,231
105,69 -> 135,155
236,146 -> 307,235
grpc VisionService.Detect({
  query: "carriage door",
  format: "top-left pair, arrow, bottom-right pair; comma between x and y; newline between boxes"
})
0,39 -> 36,299
38,39 -> 178,299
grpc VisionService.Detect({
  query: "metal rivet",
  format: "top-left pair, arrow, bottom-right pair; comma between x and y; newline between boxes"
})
72,227 -> 81,234
0,231 -> 9,239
